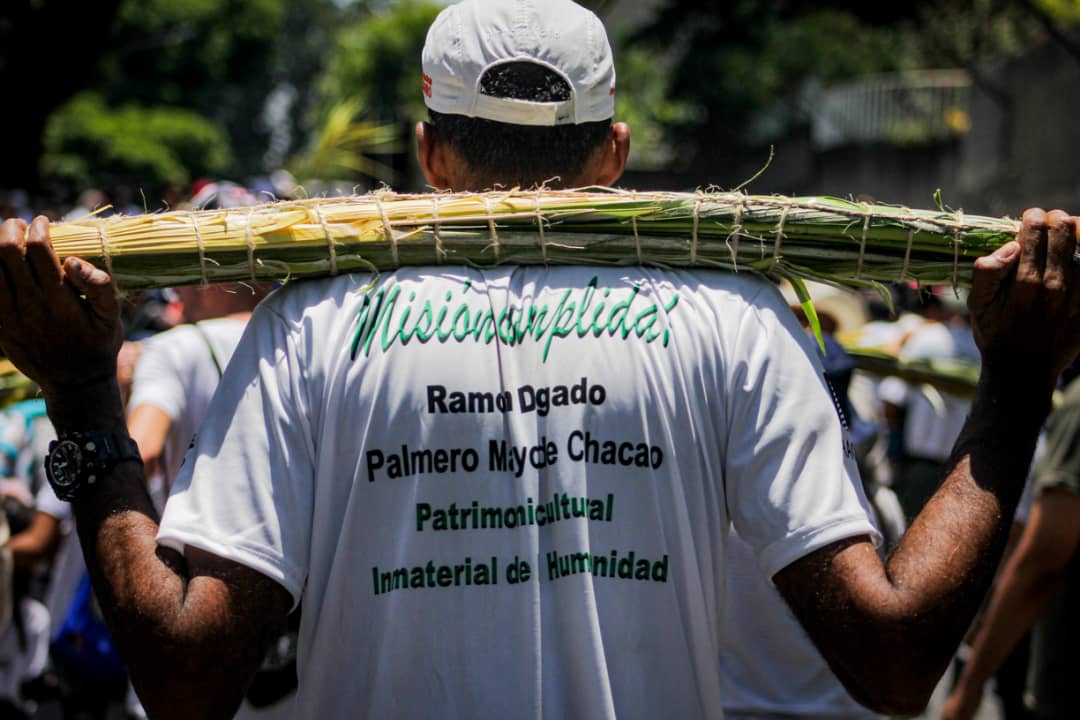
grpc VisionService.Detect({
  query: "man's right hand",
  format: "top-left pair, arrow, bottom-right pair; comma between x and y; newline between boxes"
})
968,208 -> 1080,390
0,216 -> 122,392
0,216 -> 125,432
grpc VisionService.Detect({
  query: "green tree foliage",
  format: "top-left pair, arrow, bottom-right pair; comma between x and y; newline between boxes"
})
633,2 -> 919,155
311,1 -> 442,188
318,1 -> 442,125
288,100 -> 400,185
95,0 -> 285,180
41,93 -> 231,190
1030,0 -> 1080,23
611,46 -> 696,171
29,0 -> 383,194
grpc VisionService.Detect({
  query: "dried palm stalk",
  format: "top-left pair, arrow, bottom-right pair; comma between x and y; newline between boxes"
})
45,189 -> 1018,294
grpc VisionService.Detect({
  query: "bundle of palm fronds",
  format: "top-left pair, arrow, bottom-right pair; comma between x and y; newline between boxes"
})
0,359 -> 38,409
46,189 -> 1018,294
843,346 -> 980,399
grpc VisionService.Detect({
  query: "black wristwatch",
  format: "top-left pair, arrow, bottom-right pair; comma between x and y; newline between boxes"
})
45,432 -> 142,502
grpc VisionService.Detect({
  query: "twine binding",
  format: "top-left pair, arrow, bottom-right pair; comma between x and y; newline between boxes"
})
952,210 -> 963,297
432,196 -> 444,265
97,224 -> 115,280
900,220 -> 915,282
374,193 -> 399,267
856,207 -> 871,279
190,215 -> 209,286
535,192 -> 547,265
483,196 -> 500,262
314,205 -> 338,276
773,201 -> 791,261
244,209 -> 257,282
631,191 -> 643,265
691,194 -> 703,266
726,194 -> 745,270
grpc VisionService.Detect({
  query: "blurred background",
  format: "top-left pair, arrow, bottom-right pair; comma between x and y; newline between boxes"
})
2,0 -> 1079,219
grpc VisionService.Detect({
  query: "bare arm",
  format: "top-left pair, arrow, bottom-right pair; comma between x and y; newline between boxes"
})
0,218 -> 291,719
942,490 -> 1080,720
8,510 -> 62,570
776,375 -> 1043,714
776,209 -> 1080,715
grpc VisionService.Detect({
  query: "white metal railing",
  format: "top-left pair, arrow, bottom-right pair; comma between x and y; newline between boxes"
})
812,70 -> 972,149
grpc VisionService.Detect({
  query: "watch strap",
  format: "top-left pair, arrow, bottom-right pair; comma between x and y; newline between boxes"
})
54,431 -> 141,466
47,432 -> 142,501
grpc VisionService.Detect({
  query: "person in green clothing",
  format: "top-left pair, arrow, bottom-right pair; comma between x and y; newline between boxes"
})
944,376 -> 1080,720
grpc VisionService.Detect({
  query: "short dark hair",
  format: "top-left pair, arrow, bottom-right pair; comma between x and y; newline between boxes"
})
429,61 -> 612,188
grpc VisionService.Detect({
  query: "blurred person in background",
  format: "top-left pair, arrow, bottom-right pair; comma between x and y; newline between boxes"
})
879,290 -> 981,522
128,180 -> 267,497
944,371 -> 1080,720
60,190 -> 108,223
4,342 -> 144,719
125,180 -> 292,716
0,502 -> 49,719
0,191 -> 32,223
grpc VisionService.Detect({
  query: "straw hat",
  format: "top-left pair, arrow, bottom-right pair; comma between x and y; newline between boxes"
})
780,280 -> 868,337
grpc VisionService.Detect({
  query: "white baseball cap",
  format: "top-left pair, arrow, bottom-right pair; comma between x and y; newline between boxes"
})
422,0 -> 616,127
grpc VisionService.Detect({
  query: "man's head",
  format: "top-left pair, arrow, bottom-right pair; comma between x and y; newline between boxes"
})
417,0 -> 630,191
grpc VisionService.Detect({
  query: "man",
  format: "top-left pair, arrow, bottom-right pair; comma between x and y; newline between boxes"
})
943,375 -> 1080,720
124,181 -> 287,717
0,2 -> 1076,718
879,292 -> 981,521
127,181 -> 269,497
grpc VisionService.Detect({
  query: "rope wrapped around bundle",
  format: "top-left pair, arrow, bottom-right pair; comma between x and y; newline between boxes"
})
43,188 -> 1019,294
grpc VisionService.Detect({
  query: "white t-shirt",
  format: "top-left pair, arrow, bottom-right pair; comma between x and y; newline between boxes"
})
158,267 -> 879,718
719,528 -> 880,720
35,483 -> 85,635
878,321 -> 978,462
128,318 -> 249,488
0,598 -> 50,705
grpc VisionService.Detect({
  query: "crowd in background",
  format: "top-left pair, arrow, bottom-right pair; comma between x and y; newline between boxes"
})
0,180 -> 296,719
0,180 -> 1072,720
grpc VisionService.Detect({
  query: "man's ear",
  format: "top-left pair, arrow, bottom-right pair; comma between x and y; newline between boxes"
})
591,122 -> 631,187
416,121 -> 453,191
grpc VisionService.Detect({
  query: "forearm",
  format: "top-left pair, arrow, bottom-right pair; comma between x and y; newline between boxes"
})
9,513 -> 62,570
953,549 -> 1058,698
0,218 -> 283,716
779,368 -> 1049,714
46,379 -> 257,719
883,369 -> 1047,647
127,403 -> 171,477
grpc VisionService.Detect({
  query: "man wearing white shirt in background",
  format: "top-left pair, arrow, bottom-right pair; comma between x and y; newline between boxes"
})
879,292 -> 982,521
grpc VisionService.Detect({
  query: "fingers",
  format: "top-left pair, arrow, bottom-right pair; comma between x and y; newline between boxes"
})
1016,207 -> 1048,288
0,218 -> 29,316
968,241 -> 1020,316
64,257 -> 119,322
25,216 -> 64,294
0,215 -> 68,313
1044,211 -> 1076,305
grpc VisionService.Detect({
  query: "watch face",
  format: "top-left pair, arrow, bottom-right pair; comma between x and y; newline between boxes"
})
48,440 -> 83,490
